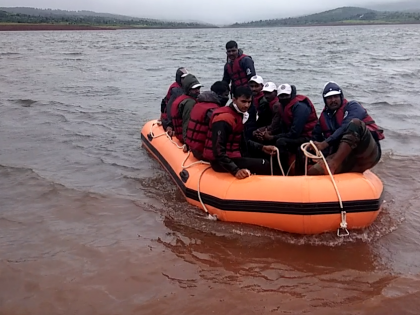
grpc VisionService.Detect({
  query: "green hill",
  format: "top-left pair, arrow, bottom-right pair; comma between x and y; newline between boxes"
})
229,6 -> 420,27
368,0 -> 420,12
0,7 -> 217,28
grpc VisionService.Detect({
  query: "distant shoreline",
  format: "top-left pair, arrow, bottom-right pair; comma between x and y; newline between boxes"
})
0,23 -> 218,31
1,21 -> 419,32
228,21 -> 420,28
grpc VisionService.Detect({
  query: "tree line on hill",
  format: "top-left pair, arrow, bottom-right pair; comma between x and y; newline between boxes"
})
0,7 -> 216,28
230,6 -> 420,27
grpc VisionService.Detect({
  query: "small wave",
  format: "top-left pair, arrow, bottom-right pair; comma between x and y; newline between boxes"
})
61,85 -> 121,97
370,56 -> 412,62
8,99 -> 37,107
63,52 -> 83,56
64,58 -> 83,61
0,52 -> 20,56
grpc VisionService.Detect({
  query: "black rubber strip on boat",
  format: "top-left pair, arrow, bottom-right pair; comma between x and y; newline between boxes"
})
142,134 -> 384,215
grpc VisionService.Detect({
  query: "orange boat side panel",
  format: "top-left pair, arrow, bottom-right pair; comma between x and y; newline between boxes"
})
141,120 -> 383,235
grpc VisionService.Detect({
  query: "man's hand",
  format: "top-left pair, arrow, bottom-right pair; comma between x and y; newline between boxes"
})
262,145 -> 277,156
263,130 -> 273,141
313,141 -> 329,152
166,126 -> 173,137
235,169 -> 251,179
253,128 -> 265,141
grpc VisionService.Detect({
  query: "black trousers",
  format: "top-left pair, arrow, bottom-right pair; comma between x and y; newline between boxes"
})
211,157 -> 283,176
274,136 -> 309,176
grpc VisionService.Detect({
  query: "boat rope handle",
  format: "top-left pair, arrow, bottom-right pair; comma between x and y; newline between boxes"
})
148,122 -> 217,220
181,150 -> 210,169
270,147 -> 286,177
301,141 -> 349,237
149,121 -> 186,149
197,166 -> 217,220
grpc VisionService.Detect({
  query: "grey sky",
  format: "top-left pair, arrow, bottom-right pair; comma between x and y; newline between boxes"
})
0,0 -> 402,24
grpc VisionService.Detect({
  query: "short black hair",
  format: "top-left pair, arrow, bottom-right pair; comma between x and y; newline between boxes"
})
211,81 -> 229,95
233,86 -> 252,99
225,40 -> 238,50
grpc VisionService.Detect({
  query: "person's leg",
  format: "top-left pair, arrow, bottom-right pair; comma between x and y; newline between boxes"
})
308,119 -> 380,175
232,157 -> 273,175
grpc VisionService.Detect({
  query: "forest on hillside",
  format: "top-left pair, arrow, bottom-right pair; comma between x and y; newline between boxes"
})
0,7 -> 215,28
230,6 -> 420,27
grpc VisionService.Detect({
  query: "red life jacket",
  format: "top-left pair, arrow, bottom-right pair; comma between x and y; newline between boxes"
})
202,106 -> 244,161
160,81 -> 180,121
226,54 -> 249,90
279,95 -> 318,138
171,94 -> 192,143
185,101 -> 220,155
268,98 -> 279,111
319,99 -> 385,140
253,92 -> 264,109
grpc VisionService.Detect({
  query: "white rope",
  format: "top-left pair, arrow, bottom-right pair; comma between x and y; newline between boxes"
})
300,141 -> 349,237
148,122 -> 186,149
270,147 -> 285,177
197,166 -> 217,220
149,122 -> 169,139
149,122 -> 216,220
286,160 -> 295,176
181,150 -> 210,169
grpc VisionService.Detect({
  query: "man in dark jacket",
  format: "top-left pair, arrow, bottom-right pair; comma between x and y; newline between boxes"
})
185,81 -> 230,160
161,67 -> 188,130
244,75 -> 268,141
258,84 -> 318,175
169,74 -> 203,149
222,40 -> 256,96
202,86 -> 280,179
308,82 -> 384,175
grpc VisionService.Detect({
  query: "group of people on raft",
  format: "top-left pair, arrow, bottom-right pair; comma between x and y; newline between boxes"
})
158,40 -> 385,179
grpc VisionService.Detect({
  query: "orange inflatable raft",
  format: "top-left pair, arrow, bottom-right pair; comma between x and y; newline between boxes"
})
141,120 -> 384,235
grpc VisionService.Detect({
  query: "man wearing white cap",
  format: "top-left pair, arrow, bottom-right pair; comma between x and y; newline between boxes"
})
308,82 -> 384,175
244,75 -> 268,141
260,82 -> 279,128
263,83 -> 318,175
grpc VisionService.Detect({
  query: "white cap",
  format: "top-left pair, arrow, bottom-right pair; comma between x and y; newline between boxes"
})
323,90 -> 342,97
249,75 -> 264,85
277,84 -> 292,96
180,68 -> 189,78
323,81 -> 342,97
191,83 -> 203,89
262,82 -> 277,93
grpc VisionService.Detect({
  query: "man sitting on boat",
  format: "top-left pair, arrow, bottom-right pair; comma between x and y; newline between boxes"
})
185,81 -> 230,160
308,82 -> 385,175
259,81 -> 280,129
244,75 -> 269,141
202,86 -> 279,179
255,83 -> 318,175
168,74 -> 203,150
160,67 -> 188,130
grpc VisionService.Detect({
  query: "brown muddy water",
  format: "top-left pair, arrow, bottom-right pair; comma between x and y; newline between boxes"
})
1,25 -> 420,314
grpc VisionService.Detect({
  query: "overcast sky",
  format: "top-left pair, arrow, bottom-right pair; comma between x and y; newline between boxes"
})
0,0 -> 402,24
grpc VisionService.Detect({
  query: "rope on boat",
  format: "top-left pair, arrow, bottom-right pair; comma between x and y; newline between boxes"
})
270,147 -> 285,177
148,122 -> 348,235
148,122 -> 216,220
300,141 -> 348,237
149,121 -> 185,149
